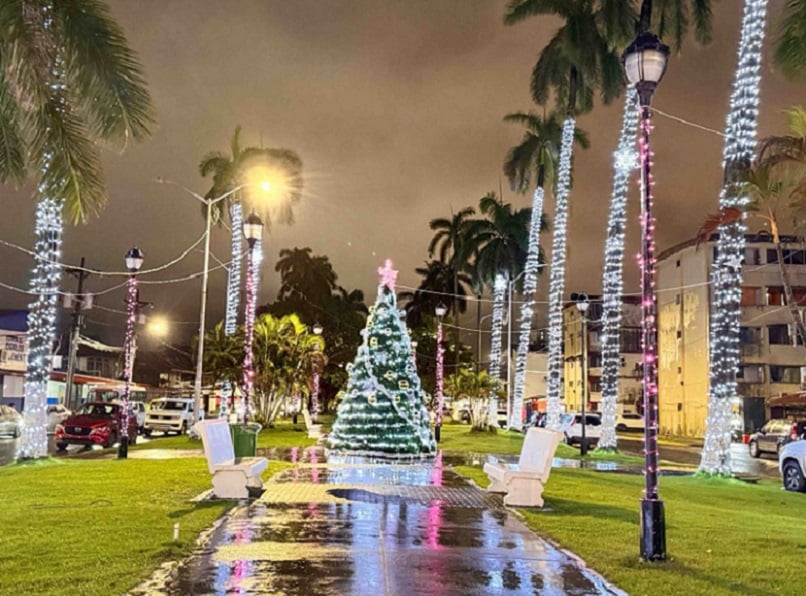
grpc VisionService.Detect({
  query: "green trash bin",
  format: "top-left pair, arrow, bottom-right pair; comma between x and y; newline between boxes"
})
229,423 -> 261,458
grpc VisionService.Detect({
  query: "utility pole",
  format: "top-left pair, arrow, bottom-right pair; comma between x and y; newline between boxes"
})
64,258 -> 90,411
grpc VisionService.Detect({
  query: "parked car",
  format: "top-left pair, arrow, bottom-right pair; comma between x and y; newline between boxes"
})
46,404 -> 72,434
144,397 -> 194,436
0,405 -> 21,438
616,412 -> 644,432
748,419 -> 806,458
559,413 -> 602,446
779,440 -> 806,492
112,400 -> 146,434
497,410 -> 508,428
55,402 -> 138,450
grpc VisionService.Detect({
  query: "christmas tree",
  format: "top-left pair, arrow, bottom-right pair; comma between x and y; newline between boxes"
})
327,260 -> 436,458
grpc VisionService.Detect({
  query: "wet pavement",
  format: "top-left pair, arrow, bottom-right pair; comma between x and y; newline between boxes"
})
141,454 -> 624,596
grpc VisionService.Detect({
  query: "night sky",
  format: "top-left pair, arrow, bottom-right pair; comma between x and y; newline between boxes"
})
0,0 -> 802,344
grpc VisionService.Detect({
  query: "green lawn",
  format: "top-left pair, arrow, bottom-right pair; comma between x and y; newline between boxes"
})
132,420 -> 317,452
0,458 -> 291,596
455,465 -> 806,595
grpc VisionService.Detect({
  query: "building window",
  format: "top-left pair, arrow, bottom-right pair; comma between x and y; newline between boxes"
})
739,326 -> 762,345
741,287 -> 761,306
589,353 -> 602,368
737,364 -> 764,383
744,248 -> 761,265
783,249 -> 806,265
767,249 -> 778,264
85,356 -> 105,376
589,377 -> 602,393
768,324 -> 791,345
620,328 -> 642,353
767,287 -> 785,306
769,365 -> 801,384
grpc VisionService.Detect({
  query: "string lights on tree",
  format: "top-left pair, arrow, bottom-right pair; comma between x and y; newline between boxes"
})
701,0 -> 769,476
434,303 -> 447,442
311,323 -> 323,423
599,87 -> 640,451
512,186 -> 544,431
118,247 -> 144,460
545,118 -> 575,430
17,198 -> 63,460
487,274 -> 507,426
220,202 -> 244,419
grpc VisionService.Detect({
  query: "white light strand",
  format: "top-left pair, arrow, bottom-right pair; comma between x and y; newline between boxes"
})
220,202 -> 244,419
120,275 -> 138,443
545,117 -> 576,430
511,185 -> 545,431
599,88 -> 639,450
487,273 -> 507,426
701,0 -> 768,476
17,198 -> 63,459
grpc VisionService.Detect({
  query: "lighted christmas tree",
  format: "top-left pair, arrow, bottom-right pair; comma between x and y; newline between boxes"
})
327,260 -> 436,458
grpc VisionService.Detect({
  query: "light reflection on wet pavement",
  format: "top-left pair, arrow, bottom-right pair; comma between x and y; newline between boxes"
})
152,452 -> 624,595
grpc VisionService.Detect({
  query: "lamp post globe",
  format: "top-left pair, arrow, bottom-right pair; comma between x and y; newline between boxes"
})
243,212 -> 264,247
623,30 -> 669,563
125,246 -> 144,273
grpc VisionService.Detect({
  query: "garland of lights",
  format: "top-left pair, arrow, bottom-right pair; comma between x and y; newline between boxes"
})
638,109 -> 661,500
219,202 -> 244,418
435,315 -> 444,428
511,186 -> 545,431
487,273 -> 507,426
701,0 -> 768,476
119,275 -> 138,445
241,244 -> 258,423
17,198 -> 63,460
545,117 -> 576,430
18,3 -> 65,460
599,88 -> 640,450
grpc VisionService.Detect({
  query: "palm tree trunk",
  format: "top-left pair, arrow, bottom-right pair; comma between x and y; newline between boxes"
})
546,83 -> 578,430
18,198 -> 64,459
487,273 -> 507,427
476,293 -> 482,374
598,88 -> 640,451
511,165 -> 546,431
220,201 -> 244,417
701,0 -> 769,476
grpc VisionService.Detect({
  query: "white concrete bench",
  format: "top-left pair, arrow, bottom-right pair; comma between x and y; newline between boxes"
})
483,427 -> 562,507
194,419 -> 268,500
302,407 -> 323,440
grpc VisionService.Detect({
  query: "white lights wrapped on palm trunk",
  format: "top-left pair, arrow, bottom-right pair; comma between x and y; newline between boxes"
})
701,0 -> 768,476
512,186 -> 545,431
487,274 -> 507,426
220,202 -> 244,419
545,117 -> 576,430
599,88 -> 639,451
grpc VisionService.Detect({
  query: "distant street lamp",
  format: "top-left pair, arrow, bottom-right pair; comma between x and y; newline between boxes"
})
311,323 -> 323,423
572,293 -> 590,456
434,303 -> 448,442
241,212 -> 264,423
118,246 -> 144,460
623,30 -> 670,563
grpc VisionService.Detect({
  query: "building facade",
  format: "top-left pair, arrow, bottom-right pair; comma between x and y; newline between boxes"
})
657,233 -> 806,436
562,297 -> 643,414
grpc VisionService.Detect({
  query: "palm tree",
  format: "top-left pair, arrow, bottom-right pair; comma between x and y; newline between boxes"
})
774,0 -> 806,79
701,0 -> 770,476
467,192 -> 532,425
275,247 -> 338,305
199,126 -> 304,337
503,109 -> 588,430
505,0 -> 634,430
444,369 -> 503,431
202,322 -> 243,410
598,0 -> 714,451
0,2 -> 155,459
399,260 -> 472,330
428,206 -> 476,368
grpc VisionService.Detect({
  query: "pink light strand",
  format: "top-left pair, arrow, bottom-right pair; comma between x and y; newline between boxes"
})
436,318 -> 444,427
242,250 -> 257,422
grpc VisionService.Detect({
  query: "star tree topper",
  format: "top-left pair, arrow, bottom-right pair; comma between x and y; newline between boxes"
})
377,259 -> 398,290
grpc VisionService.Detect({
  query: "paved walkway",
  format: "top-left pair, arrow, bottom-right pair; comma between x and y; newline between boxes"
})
141,453 -> 624,596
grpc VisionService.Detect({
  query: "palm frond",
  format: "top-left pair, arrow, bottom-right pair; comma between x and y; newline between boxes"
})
503,0 -> 572,26
695,207 -> 743,248
775,0 -> 806,80
691,0 -> 714,45
0,73 -> 27,183
56,0 -> 155,146
198,152 -> 229,178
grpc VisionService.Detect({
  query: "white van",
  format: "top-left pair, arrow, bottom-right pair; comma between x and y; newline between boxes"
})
144,397 -> 194,435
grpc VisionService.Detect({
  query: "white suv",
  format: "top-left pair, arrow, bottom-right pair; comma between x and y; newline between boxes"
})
559,413 -> 601,447
779,440 -> 806,493
616,412 -> 644,432
144,398 -> 194,436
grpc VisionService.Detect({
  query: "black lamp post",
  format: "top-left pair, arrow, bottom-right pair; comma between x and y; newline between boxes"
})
434,303 -> 448,442
241,212 -> 264,423
623,30 -> 670,562
572,293 -> 590,456
118,246 -> 144,460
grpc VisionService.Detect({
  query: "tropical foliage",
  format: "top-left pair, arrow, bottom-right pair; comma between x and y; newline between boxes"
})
444,369 -> 503,431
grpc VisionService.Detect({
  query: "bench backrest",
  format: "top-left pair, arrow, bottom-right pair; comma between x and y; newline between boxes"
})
518,428 -> 562,481
195,419 -> 235,473
301,407 -> 313,429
